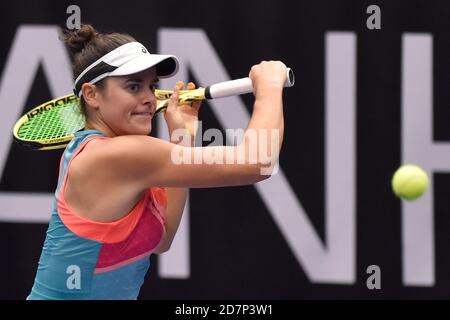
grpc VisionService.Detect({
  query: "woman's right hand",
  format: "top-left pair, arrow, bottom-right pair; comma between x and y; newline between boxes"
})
163,81 -> 202,146
249,61 -> 287,96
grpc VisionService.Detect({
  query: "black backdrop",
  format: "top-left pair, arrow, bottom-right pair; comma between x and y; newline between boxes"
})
0,0 -> 449,299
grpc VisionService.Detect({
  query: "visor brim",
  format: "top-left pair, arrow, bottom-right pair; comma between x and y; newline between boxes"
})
110,54 -> 179,78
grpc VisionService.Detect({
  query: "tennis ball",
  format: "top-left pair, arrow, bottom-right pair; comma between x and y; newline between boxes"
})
391,164 -> 429,200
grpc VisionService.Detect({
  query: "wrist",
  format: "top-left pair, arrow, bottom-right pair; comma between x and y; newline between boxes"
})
254,84 -> 283,100
169,129 -> 195,146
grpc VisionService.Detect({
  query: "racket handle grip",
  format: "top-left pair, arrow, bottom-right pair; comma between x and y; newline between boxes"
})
205,68 -> 294,99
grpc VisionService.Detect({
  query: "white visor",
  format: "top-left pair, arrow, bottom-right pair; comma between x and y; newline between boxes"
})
74,42 -> 179,97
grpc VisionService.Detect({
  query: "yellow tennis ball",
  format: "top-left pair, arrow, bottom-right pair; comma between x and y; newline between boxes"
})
392,164 -> 429,200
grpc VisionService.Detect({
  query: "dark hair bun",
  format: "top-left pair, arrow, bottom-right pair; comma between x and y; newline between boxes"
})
62,24 -> 98,55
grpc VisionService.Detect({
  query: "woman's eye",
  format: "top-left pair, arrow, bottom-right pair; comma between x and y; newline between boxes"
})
128,84 -> 140,92
150,84 -> 157,93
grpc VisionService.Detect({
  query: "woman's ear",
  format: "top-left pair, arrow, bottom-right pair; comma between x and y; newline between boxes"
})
81,83 -> 100,110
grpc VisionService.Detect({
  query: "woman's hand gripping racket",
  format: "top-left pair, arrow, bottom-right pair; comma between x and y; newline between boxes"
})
13,68 -> 294,150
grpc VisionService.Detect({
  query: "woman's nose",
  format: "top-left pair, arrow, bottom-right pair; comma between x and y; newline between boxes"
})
142,88 -> 156,105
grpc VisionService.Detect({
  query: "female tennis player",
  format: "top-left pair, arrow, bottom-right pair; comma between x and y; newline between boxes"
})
28,24 -> 287,299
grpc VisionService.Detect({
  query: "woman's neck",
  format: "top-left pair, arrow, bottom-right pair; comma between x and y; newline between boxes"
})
84,118 -> 117,138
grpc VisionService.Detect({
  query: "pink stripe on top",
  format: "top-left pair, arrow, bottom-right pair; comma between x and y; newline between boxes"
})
149,188 -> 167,225
94,197 -> 165,271
94,250 -> 154,274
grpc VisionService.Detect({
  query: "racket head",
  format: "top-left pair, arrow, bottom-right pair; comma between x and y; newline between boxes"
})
12,89 -> 205,150
13,94 -> 85,151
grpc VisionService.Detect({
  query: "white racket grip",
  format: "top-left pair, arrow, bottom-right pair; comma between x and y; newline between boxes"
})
205,68 -> 294,99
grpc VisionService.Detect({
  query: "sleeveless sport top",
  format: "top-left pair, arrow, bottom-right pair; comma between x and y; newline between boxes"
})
28,130 -> 166,299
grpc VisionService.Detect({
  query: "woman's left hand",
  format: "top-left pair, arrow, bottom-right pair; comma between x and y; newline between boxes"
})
163,81 -> 202,146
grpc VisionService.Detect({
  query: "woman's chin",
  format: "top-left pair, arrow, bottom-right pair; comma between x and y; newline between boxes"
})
138,125 -> 152,136
125,125 -> 152,136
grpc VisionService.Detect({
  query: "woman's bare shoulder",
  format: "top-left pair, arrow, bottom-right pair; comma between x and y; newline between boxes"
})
65,136 -> 152,222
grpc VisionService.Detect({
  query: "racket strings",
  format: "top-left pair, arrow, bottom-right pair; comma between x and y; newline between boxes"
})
18,102 -> 85,141
17,91 -> 200,142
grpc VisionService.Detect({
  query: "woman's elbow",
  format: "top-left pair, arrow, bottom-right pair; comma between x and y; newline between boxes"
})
153,232 -> 173,254
153,241 -> 171,254
242,161 -> 278,184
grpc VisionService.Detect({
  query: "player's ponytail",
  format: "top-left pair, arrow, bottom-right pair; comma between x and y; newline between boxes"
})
62,24 -> 98,56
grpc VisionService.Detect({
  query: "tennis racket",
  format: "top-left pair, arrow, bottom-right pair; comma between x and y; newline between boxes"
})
13,68 -> 294,151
